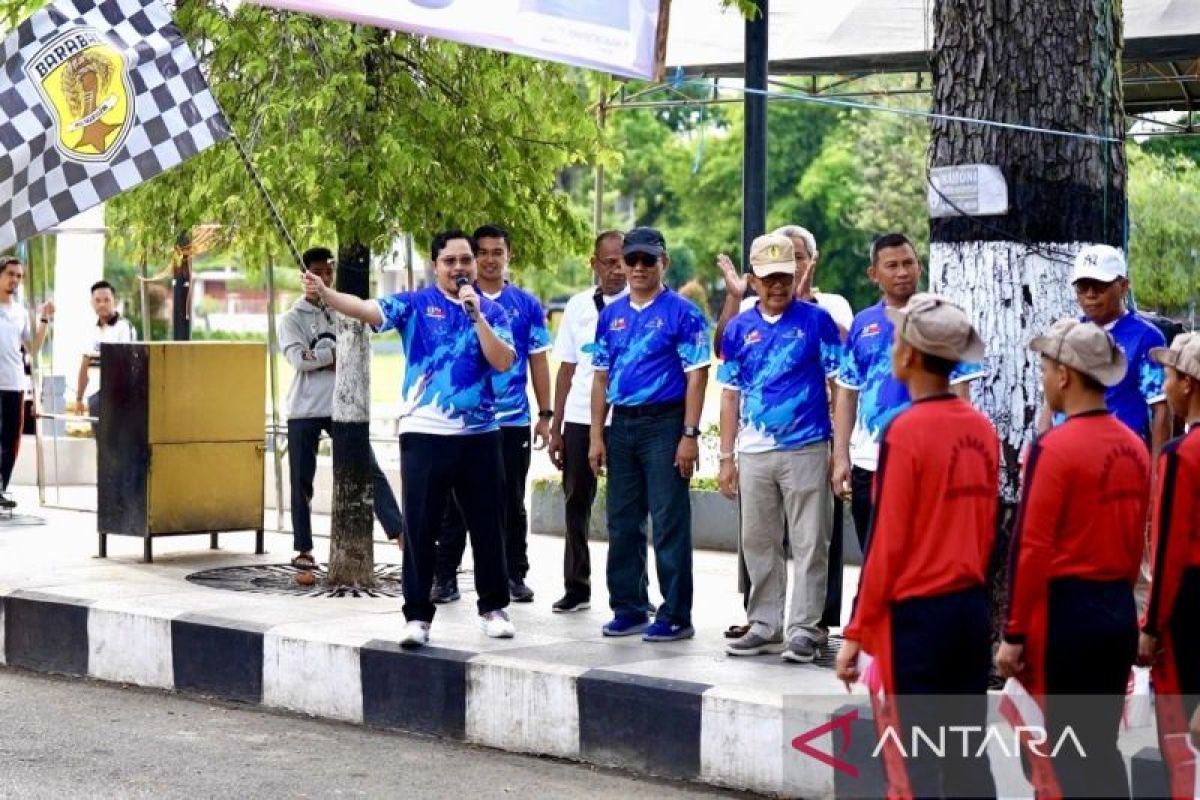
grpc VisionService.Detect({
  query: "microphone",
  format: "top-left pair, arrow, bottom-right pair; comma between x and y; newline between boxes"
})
454,274 -> 478,317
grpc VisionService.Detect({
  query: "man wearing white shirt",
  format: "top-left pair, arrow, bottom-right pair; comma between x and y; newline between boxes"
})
72,280 -> 137,428
546,230 -> 627,613
0,256 -> 53,510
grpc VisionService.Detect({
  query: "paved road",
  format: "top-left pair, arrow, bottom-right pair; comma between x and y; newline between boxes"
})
0,668 -> 747,799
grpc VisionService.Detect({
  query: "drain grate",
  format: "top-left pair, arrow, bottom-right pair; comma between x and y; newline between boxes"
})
186,563 -> 404,598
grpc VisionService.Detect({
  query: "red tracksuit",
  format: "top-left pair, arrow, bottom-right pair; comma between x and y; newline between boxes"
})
1005,410 -> 1150,798
846,395 -> 999,799
1142,426 -> 1200,798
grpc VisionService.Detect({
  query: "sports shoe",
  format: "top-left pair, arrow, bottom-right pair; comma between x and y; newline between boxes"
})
509,578 -> 534,603
430,576 -> 460,604
725,631 -> 786,656
0,493 -> 16,510
552,594 -> 590,613
643,620 -> 695,642
782,637 -> 818,664
479,609 -> 515,638
399,621 -> 430,648
601,613 -> 649,637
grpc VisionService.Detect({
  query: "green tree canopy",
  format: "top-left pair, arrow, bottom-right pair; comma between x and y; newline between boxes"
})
1,1 -> 601,270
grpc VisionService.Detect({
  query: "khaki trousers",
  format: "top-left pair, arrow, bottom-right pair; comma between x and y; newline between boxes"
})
738,442 -> 832,642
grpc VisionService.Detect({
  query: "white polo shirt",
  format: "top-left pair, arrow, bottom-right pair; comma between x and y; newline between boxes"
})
0,300 -> 30,392
86,314 -> 137,397
552,285 -> 628,426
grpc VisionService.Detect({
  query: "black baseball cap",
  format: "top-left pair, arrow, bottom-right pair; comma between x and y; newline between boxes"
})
622,226 -> 666,257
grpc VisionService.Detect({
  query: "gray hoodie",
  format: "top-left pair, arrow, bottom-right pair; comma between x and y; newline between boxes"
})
279,298 -> 337,419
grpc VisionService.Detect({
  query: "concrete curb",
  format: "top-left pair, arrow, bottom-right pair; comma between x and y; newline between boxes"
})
0,588 -> 1172,798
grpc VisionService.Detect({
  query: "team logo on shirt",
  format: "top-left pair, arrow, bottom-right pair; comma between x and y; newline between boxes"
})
782,328 -> 806,340
645,318 -> 665,330
610,318 -> 627,331
862,322 -> 882,338
744,330 -> 763,345
426,306 -> 446,320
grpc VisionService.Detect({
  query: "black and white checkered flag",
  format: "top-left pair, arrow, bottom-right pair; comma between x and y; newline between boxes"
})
0,0 -> 229,250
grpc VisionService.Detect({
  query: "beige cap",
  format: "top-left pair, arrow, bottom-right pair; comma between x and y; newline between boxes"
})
1150,331 -> 1200,382
885,293 -> 985,363
748,234 -> 795,278
1029,318 -> 1128,387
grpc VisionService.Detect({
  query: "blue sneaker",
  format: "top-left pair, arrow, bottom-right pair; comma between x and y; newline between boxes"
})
602,613 -> 649,637
642,620 -> 695,642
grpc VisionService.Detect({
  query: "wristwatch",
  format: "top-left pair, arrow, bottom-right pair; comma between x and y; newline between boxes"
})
682,425 -> 701,438
538,410 -> 554,419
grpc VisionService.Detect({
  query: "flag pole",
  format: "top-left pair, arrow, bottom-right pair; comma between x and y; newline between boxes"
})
228,132 -> 306,273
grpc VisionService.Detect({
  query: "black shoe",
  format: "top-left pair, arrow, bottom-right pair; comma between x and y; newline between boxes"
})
551,594 -> 590,613
0,493 -> 15,510
430,576 -> 460,604
509,578 -> 534,603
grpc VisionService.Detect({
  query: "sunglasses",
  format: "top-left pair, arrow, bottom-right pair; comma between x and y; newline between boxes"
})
623,253 -> 659,268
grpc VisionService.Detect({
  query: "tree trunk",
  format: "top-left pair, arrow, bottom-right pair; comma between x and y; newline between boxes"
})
929,0 -> 1124,501
929,0 -> 1124,638
325,241 -> 375,588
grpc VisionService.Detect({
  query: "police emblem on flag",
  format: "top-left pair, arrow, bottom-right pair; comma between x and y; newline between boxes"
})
26,28 -> 134,161
0,0 -> 230,250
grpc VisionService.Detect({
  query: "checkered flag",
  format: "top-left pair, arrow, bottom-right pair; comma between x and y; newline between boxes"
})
0,0 -> 229,250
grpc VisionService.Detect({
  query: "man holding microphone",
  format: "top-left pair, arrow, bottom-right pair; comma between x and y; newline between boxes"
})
303,230 -> 516,647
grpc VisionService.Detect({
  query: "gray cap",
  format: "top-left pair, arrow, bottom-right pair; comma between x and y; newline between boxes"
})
1029,318 -> 1128,387
1150,331 -> 1200,382
885,293 -> 985,363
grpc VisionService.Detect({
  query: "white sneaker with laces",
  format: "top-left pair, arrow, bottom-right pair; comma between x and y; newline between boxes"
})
400,621 -> 430,648
479,609 -> 515,639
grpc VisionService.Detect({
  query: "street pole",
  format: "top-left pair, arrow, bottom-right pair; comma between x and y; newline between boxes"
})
741,0 -> 768,268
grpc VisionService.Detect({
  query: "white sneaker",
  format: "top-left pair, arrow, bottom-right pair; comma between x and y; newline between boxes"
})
399,621 -> 430,648
479,609 -> 515,639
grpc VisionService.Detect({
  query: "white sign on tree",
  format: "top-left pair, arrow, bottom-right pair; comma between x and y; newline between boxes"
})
928,164 -> 1010,218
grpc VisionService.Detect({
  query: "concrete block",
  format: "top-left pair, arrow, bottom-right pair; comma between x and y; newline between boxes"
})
263,632 -> 364,723
466,656 -> 581,759
87,605 -> 174,689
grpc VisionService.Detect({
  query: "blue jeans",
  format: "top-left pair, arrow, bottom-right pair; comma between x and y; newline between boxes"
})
605,407 -> 693,626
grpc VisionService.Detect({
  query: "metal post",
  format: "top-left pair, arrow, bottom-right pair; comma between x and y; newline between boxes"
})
741,0 -> 768,266
172,231 -> 191,341
24,239 -> 47,507
593,88 -> 607,234
264,258 -> 285,532
139,255 -> 151,342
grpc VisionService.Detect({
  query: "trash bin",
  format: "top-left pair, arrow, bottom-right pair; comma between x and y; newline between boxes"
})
96,341 -> 266,562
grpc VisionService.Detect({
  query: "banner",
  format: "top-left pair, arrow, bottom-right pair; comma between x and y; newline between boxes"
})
0,0 -> 230,250
248,0 -> 663,79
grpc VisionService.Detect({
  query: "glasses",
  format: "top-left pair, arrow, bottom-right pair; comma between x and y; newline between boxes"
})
439,255 -> 475,267
623,253 -> 658,268
1073,279 -> 1118,296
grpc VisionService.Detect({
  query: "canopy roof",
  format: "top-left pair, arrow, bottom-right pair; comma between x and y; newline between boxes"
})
666,0 -> 1200,115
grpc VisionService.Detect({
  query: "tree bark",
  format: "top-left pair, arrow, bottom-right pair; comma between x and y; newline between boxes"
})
325,241 -> 375,588
929,0 -> 1125,502
929,0 -> 1124,640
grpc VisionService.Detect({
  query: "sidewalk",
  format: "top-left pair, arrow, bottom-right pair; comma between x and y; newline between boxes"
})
0,486 -> 1166,799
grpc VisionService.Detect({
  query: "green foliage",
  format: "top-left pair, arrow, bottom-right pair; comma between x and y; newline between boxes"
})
1,1 -> 601,271
1127,145 -> 1200,313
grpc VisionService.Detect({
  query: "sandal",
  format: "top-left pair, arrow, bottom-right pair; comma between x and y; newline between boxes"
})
724,623 -> 751,640
291,553 -> 317,570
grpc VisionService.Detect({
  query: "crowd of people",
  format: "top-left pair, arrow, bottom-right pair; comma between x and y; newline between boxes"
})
295,222 -> 1198,796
